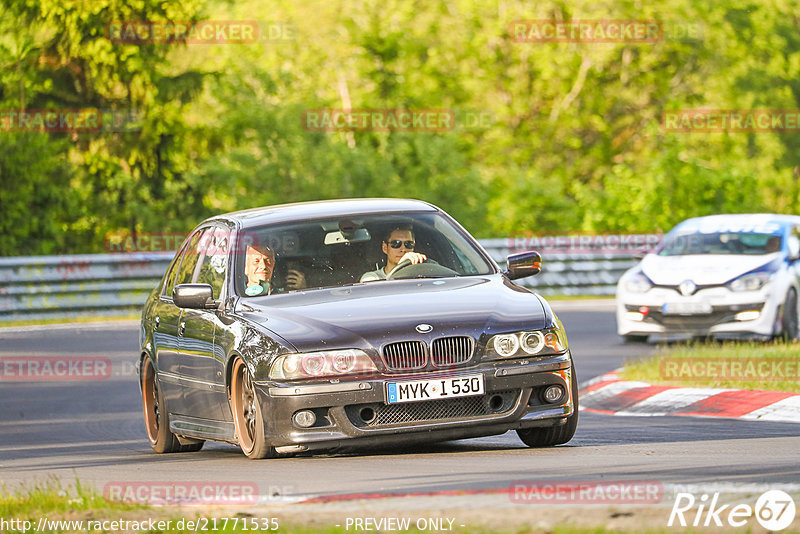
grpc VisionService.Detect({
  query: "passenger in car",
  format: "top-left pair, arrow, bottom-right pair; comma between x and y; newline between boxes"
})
244,244 -> 307,296
360,225 -> 427,282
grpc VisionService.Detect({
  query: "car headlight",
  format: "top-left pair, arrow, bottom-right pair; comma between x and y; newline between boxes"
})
729,272 -> 773,292
269,349 -> 377,380
486,327 -> 566,359
624,272 -> 653,293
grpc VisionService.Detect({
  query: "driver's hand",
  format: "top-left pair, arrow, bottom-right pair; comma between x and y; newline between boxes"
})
399,252 -> 427,265
285,269 -> 307,290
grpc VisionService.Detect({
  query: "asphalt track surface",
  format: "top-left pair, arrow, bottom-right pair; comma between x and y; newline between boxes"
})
1,300 -> 799,502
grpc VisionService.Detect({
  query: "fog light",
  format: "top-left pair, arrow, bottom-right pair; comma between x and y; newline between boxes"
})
293,410 -> 316,428
543,385 -> 564,404
735,310 -> 760,321
625,311 -> 645,322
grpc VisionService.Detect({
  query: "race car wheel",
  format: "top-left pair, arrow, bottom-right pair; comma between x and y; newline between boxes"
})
780,289 -> 798,341
231,358 -> 278,459
142,357 -> 203,453
517,367 -> 579,447
623,334 -> 649,343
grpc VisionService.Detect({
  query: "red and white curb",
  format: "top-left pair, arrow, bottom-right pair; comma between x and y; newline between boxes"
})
579,370 -> 800,423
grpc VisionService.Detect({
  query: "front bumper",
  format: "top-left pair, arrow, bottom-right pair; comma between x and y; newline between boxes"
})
254,352 -> 574,452
616,286 -> 778,339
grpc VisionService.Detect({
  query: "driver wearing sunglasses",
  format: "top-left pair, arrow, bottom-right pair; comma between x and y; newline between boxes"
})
360,225 -> 427,282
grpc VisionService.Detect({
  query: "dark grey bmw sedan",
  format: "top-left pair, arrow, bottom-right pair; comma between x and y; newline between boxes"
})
138,198 -> 578,459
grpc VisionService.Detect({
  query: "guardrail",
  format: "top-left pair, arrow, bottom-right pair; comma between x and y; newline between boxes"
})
481,238 -> 643,296
0,252 -> 174,322
0,236 -> 656,322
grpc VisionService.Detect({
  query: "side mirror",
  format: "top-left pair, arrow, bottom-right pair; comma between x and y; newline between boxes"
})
505,251 -> 542,280
173,284 -> 218,309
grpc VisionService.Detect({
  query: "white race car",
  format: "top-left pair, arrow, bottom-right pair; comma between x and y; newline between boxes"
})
616,214 -> 800,342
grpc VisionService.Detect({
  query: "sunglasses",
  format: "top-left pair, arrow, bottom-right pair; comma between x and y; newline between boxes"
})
386,239 -> 415,249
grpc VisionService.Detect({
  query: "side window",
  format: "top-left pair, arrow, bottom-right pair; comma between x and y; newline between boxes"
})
162,253 -> 183,298
163,234 -> 196,297
197,226 -> 230,299
789,227 -> 800,259
172,228 -> 208,292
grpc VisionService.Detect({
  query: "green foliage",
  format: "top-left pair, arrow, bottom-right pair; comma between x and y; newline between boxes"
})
0,132 -> 75,255
2,0 -> 800,254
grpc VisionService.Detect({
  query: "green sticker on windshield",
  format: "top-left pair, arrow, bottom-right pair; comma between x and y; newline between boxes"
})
245,284 -> 265,296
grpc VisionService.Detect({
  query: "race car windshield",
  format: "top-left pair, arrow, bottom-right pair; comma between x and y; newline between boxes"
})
234,212 -> 495,295
658,232 -> 782,256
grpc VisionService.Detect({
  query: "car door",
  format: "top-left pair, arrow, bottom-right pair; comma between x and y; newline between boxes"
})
152,228 -> 208,412
177,224 -> 231,420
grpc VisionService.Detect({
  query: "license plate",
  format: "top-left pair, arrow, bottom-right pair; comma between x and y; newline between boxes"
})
662,301 -> 713,315
386,374 -> 485,404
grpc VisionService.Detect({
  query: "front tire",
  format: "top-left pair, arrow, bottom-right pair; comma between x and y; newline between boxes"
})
141,357 -> 203,453
623,334 -> 649,344
780,289 -> 798,341
516,367 -> 579,447
230,358 -> 278,459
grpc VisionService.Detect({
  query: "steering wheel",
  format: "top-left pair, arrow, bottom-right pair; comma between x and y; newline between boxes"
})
386,258 -> 458,279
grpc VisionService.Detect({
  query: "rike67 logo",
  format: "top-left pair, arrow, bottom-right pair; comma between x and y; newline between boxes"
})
669,490 -> 796,531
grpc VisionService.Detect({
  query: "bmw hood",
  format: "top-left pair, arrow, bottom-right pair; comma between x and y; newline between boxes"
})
638,253 -> 781,286
235,275 -> 550,352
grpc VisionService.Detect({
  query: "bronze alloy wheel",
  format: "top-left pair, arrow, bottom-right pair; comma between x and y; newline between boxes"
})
142,359 -> 160,445
141,357 -> 204,453
230,358 -> 277,459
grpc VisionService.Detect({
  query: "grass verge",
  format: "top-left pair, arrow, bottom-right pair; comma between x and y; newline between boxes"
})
0,479 -> 142,518
0,482 -> 686,533
620,341 -> 800,392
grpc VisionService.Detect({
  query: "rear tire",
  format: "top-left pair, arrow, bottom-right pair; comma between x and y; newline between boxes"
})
623,334 -> 649,343
780,289 -> 798,341
230,358 -> 278,459
142,358 -> 203,453
517,367 -> 579,447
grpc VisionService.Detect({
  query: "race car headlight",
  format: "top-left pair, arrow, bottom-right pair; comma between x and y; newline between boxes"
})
729,272 -> 772,292
624,272 -> 653,293
492,334 -> 519,357
269,349 -> 377,380
486,327 -> 566,359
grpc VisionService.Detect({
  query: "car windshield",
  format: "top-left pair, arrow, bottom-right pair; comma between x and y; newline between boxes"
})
235,212 -> 495,295
658,232 -> 782,256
